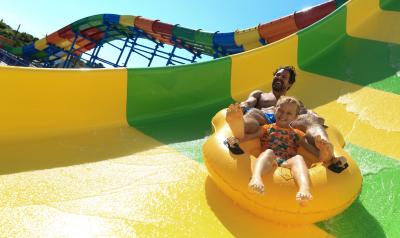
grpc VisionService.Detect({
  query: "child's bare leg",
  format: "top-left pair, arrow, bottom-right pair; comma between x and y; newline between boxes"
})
281,155 -> 313,205
249,149 -> 276,195
226,103 -> 245,139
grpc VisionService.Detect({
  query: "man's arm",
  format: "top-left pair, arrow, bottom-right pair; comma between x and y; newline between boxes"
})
226,126 -> 262,152
240,90 -> 263,109
299,137 -> 320,157
237,126 -> 263,142
298,100 -> 308,115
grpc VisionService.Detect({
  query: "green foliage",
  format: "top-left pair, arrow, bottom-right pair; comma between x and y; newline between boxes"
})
0,20 -> 37,47
0,21 -> 10,29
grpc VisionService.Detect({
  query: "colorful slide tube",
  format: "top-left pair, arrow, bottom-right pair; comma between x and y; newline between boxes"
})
0,0 -> 399,237
0,0 -> 345,65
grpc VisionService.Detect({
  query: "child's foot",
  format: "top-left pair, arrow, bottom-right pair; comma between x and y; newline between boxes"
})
226,103 -> 245,139
314,135 -> 334,164
296,189 -> 313,206
248,176 -> 265,195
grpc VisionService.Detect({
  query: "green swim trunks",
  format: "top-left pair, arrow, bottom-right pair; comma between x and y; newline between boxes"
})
276,158 -> 287,166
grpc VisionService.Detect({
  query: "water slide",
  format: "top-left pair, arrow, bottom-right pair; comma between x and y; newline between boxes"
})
0,1 -> 343,66
0,0 -> 399,237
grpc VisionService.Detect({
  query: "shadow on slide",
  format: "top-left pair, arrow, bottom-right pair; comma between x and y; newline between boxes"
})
318,199 -> 386,238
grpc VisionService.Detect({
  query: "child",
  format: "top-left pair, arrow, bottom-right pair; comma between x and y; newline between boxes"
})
226,96 -> 319,204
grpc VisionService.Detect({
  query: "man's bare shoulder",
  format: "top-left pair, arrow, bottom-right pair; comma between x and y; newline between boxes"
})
260,92 -> 275,99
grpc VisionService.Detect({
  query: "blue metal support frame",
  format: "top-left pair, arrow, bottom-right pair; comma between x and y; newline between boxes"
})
44,44 -> 71,67
114,37 -> 130,67
88,44 -> 100,65
147,42 -> 160,67
6,22 -> 206,69
123,35 -> 138,67
89,43 -> 102,66
109,25 -> 198,67
63,32 -> 79,68
190,52 -> 200,63
0,48 -> 30,67
166,45 -> 177,66
88,24 -> 111,67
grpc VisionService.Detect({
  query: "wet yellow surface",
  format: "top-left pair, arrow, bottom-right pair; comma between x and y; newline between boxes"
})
0,126 -> 331,237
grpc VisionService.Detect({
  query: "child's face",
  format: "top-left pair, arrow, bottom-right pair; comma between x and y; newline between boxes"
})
275,102 -> 298,128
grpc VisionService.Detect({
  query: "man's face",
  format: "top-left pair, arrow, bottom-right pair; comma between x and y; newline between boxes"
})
272,69 -> 292,94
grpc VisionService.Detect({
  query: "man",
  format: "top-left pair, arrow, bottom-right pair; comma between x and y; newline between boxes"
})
226,66 -> 346,168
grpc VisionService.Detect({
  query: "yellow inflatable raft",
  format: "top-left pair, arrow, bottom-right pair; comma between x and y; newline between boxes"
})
203,109 -> 363,225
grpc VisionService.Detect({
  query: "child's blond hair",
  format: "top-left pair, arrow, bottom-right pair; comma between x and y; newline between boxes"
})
276,96 -> 301,115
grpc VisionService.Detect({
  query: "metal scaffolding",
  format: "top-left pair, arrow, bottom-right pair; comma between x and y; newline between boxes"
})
38,23 -> 205,69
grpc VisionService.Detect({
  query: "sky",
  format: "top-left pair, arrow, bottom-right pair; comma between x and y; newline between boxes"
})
0,0 -> 327,67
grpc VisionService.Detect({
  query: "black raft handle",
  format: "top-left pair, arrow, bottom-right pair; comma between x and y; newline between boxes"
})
328,160 -> 349,173
224,137 -> 244,155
